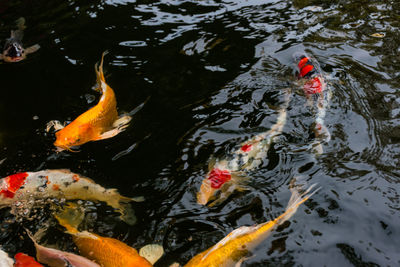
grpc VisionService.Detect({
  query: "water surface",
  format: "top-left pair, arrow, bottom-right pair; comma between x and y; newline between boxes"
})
1,0 -> 400,266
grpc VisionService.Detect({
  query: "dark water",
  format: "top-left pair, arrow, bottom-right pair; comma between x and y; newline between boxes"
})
1,0 -> 400,266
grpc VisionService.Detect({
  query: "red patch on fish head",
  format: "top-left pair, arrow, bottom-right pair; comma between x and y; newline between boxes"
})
0,172 -> 28,198
207,168 -> 231,189
14,253 -> 43,267
303,76 -> 323,95
241,144 -> 252,152
298,57 -> 309,70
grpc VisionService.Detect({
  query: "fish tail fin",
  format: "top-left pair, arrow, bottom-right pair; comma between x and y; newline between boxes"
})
94,51 -> 108,91
115,194 -> 140,225
54,203 -> 85,234
15,17 -> 26,30
97,51 -> 108,82
275,182 -> 320,226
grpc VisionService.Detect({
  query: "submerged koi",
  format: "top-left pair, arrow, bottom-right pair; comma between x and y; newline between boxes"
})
0,169 -> 139,225
186,184 -> 319,267
55,204 -> 164,267
14,253 -> 43,267
293,52 -> 331,155
25,229 -> 100,267
0,17 -> 40,62
47,52 -> 132,152
0,248 -> 13,267
197,90 -> 290,206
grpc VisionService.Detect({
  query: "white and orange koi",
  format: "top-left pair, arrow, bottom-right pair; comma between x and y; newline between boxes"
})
46,52 -> 132,152
0,17 -> 40,63
197,90 -> 291,206
293,52 -> 331,155
0,169 -> 140,225
186,183 -> 319,267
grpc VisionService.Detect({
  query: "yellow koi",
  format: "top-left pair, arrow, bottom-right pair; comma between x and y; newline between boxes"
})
187,183 -> 319,266
47,52 -> 131,152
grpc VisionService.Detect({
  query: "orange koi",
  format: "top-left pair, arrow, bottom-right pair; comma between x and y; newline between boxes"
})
186,183 -> 319,267
47,52 -> 131,152
55,204 -> 164,267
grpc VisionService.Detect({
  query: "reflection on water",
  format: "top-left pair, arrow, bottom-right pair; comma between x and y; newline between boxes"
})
1,0 -> 400,266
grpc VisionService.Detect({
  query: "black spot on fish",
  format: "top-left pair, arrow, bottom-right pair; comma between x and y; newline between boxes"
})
64,182 -> 71,187
83,186 -> 89,190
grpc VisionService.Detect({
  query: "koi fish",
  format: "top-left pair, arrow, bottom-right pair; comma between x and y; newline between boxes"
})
197,90 -> 291,206
0,248 -> 14,267
54,203 -> 164,267
46,52 -> 132,152
186,183 -> 319,267
293,52 -> 331,155
0,169 -> 140,225
0,17 -> 40,62
25,229 -> 100,267
14,253 -> 43,267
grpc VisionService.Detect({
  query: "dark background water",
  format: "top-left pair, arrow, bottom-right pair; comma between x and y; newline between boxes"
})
1,0 -> 400,266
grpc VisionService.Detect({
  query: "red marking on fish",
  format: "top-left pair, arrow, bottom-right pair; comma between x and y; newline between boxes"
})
303,77 -> 322,95
0,172 -> 28,198
72,174 -> 80,182
241,144 -> 252,152
52,184 -> 60,191
14,253 -> 43,267
208,169 -> 231,189
300,64 -> 314,78
298,57 -> 309,70
45,176 -> 50,184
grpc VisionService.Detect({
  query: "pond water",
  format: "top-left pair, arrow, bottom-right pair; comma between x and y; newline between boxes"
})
1,0 -> 400,266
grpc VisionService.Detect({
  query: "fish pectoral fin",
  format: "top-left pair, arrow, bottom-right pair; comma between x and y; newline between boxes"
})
231,172 -> 250,187
25,44 -> 40,55
235,255 -> 256,267
95,116 -> 131,140
95,128 -> 123,140
139,244 -> 164,265
112,115 -> 132,129
46,120 -> 65,132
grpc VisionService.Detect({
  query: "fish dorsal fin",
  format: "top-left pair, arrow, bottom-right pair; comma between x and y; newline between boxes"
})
201,225 -> 258,261
139,244 -> 164,265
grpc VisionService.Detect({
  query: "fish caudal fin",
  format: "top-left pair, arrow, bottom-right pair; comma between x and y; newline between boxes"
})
94,51 -> 108,91
139,244 -> 164,265
54,203 -> 85,234
15,17 -> 26,30
276,181 -> 320,226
